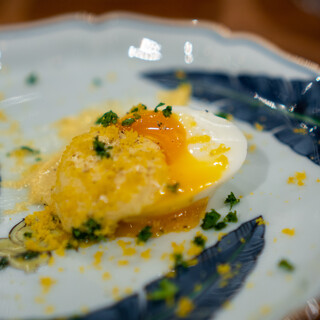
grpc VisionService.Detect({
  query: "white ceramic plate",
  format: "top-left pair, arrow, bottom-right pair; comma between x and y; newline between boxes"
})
0,12 -> 320,320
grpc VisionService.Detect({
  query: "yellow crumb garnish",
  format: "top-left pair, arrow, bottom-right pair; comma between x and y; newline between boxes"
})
102,272 -> 111,280
293,128 -> 307,135
244,133 -> 253,140
248,144 -> 256,153
124,287 -> 133,294
194,284 -> 202,292
246,282 -> 254,289
93,251 -> 104,268
48,256 -> 55,266
0,110 -> 7,122
256,217 -> 266,225
117,240 -> 136,256
58,267 -> 64,272
55,246 -> 65,257
171,242 -> 185,254
158,82 -> 191,106
161,253 -> 169,260
210,144 -> 230,157
317,178 -> 320,183
175,297 -> 194,317
217,232 -> 227,241
45,305 -> 55,315
287,171 -> 306,186
222,300 -> 233,310
240,238 -> 246,243
187,135 -> 211,144
260,305 -> 271,315
79,266 -> 85,274
141,249 -> 151,260
187,244 -> 202,256
254,123 -> 264,131
282,228 -> 295,236
273,238 -> 277,243
118,260 -> 129,266
217,263 -> 231,275
187,258 -> 198,267
134,267 -> 140,273
40,277 -> 56,294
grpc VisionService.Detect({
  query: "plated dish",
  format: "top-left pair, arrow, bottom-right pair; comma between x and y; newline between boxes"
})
0,12 -> 319,320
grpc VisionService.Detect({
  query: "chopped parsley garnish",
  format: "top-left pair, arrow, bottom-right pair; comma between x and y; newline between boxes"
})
224,192 -> 240,210
25,73 -> 38,85
23,232 -> 32,238
224,210 -> 238,223
93,136 -> 113,158
166,182 -> 180,193
215,112 -> 230,119
213,221 -> 227,231
95,110 -> 118,127
130,107 -> 139,113
162,106 -> 172,118
92,77 -> 102,87
133,113 -> 141,120
65,242 -> 75,250
201,209 -> 221,230
148,279 -> 178,301
154,102 -> 165,112
20,146 -> 40,154
137,226 -> 152,243
121,118 -> 136,126
72,218 -> 106,242
193,235 -> 206,248
278,259 -> 295,272
18,251 -> 40,260
0,257 -> 9,270
173,253 -> 188,269
35,157 -> 42,162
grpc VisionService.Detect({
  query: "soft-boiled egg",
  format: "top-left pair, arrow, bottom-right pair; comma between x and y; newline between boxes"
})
52,104 -> 247,236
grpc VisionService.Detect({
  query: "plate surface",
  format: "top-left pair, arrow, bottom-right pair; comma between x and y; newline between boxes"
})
0,13 -> 319,320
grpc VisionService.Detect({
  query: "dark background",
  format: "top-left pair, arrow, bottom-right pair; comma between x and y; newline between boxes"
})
0,0 -> 319,65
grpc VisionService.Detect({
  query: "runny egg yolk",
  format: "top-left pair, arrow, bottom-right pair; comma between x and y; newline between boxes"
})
121,110 -> 229,196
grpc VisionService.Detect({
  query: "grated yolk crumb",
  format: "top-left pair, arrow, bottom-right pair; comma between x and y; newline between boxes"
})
118,260 -> 129,266
141,249 -> 151,260
93,251 -> 104,269
248,144 -> 256,153
134,267 -> 140,273
217,232 -> 227,241
175,297 -> 194,318
79,266 -> 85,274
287,171 -> 306,186
254,123 -> 264,131
282,228 -> 295,236
260,305 -> 271,315
171,241 -> 185,254
45,305 -> 55,315
124,287 -> 133,294
40,277 -> 56,294
256,217 -> 266,225
102,272 -> 111,280
187,244 -> 202,256
58,267 -> 64,272
217,263 -> 231,275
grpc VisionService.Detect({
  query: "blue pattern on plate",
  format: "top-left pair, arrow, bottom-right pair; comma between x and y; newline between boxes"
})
80,217 -> 265,320
143,71 -> 320,166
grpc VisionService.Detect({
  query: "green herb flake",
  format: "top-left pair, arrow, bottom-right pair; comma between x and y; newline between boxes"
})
215,112 -> 230,119
278,259 -> 295,272
162,106 -> 172,118
23,232 -> 33,238
166,182 -> 180,193
18,251 -> 40,260
72,218 -> 106,242
20,146 -> 40,155
213,221 -> 227,231
137,226 -> 152,243
93,136 -> 113,159
193,235 -> 206,248
25,73 -> 38,85
95,110 -> 119,127
0,257 -> 9,270
224,210 -> 238,223
148,279 -> 178,301
224,192 -> 240,210
154,102 -> 165,112
92,77 -> 103,87
133,113 -> 141,120
35,157 -> 42,162
121,118 -> 136,126
173,253 -> 188,269
201,209 -> 221,230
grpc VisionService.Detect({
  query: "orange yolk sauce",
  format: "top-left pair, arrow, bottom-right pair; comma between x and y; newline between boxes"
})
114,109 -> 229,237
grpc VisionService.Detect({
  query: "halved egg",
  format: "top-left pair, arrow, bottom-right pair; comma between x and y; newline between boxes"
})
52,104 -> 247,236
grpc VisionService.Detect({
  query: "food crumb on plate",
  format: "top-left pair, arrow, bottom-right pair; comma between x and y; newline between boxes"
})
102,272 -> 111,280
40,277 -> 56,294
44,305 -> 55,315
287,171 -> 306,186
175,296 -> 194,318
282,228 -> 295,236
